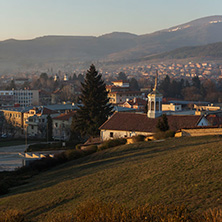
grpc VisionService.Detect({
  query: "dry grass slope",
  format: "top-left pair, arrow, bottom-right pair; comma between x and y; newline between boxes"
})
0,136 -> 221,221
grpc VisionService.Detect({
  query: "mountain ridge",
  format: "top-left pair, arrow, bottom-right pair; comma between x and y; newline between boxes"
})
0,15 -> 222,72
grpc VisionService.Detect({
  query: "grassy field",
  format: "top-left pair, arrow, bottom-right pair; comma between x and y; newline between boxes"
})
0,136 -> 221,221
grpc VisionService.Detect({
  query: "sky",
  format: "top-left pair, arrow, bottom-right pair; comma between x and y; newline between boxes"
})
0,0 -> 222,41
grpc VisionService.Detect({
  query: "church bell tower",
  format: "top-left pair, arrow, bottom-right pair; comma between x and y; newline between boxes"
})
147,71 -> 163,118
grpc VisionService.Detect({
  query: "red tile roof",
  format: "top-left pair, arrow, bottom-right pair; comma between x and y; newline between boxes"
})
53,111 -> 76,121
99,112 -> 203,132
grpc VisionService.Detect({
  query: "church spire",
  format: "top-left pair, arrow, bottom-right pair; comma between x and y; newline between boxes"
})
153,70 -> 158,91
147,70 -> 163,118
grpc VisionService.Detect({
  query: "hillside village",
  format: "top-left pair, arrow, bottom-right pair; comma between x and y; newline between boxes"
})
1,67 -> 222,144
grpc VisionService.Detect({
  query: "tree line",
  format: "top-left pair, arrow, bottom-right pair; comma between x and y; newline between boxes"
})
159,75 -> 222,102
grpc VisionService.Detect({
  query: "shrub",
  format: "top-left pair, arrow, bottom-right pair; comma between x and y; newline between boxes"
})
53,152 -> 68,163
0,209 -> 26,222
82,145 -> 98,155
65,140 -> 80,149
0,182 -> 9,195
154,130 -> 175,140
98,138 -> 127,151
64,149 -> 84,161
29,156 -> 58,171
26,142 -> 63,152
75,144 -> 83,150
132,135 -> 146,143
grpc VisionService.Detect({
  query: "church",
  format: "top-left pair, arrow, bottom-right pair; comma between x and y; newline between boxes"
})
99,73 -> 210,141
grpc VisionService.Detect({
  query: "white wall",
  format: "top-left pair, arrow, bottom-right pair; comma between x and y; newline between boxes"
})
197,117 -> 211,127
100,129 -> 153,141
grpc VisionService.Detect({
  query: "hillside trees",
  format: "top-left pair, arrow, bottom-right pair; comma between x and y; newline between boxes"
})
117,72 -> 127,81
158,75 -> 221,101
73,64 -> 113,137
129,78 -> 140,91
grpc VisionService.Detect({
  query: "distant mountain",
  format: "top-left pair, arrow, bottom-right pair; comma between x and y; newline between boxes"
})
0,15 -> 222,72
107,15 -> 222,61
143,42 -> 222,60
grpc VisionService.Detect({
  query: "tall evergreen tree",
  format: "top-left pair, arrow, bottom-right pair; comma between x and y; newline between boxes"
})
74,64 -> 113,137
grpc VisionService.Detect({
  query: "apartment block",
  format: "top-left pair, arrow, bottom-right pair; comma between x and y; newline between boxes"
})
0,90 -> 39,107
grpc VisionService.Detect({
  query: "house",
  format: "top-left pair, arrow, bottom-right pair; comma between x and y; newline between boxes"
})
106,80 -> 143,104
162,103 -> 182,112
99,112 -> 210,141
52,111 -> 76,141
119,98 -> 147,112
108,91 -> 143,104
24,107 -> 59,137
0,106 -> 35,137
99,72 -> 211,141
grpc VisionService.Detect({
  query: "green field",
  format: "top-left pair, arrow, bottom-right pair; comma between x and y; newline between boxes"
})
0,136 -> 221,221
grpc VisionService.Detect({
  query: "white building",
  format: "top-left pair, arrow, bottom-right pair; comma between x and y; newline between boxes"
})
52,111 -> 76,141
0,90 -> 39,107
99,73 -> 211,141
162,103 -> 182,112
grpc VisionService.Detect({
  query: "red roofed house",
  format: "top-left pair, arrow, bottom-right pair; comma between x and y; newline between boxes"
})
119,98 -> 147,112
99,74 -> 211,141
106,80 -> 143,104
52,111 -> 76,141
24,107 -> 59,138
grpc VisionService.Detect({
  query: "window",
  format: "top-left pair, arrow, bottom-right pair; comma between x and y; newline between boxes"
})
110,132 -> 113,138
156,101 -> 159,111
151,101 -> 154,111
31,125 -> 34,130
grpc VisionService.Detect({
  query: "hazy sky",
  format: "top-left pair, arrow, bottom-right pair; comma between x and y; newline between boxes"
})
0,0 -> 222,40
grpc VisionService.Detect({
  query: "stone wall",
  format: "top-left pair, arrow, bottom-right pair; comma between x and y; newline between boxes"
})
175,128 -> 222,137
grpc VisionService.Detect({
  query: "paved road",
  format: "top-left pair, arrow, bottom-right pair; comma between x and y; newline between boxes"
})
0,144 -> 27,171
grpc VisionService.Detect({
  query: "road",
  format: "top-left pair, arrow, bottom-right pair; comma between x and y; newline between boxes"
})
0,144 -> 27,171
